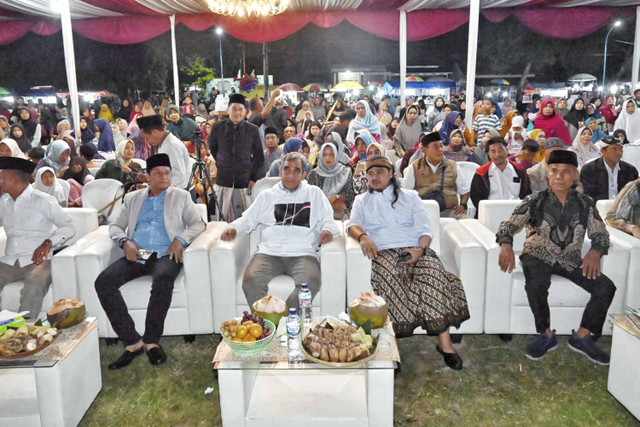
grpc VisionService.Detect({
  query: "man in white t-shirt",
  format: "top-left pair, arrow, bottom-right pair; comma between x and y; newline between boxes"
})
470,136 -> 531,217
220,152 -> 339,309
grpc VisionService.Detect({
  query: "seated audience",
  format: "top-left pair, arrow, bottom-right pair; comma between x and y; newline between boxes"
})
346,155 -> 469,370
220,152 -> 339,310
580,135 -> 638,202
33,167 -> 67,206
497,150 -> 614,365
96,140 -> 141,184
307,142 -> 355,220
569,127 -> 600,168
61,156 -> 95,207
402,132 -> 471,219
37,140 -> 71,177
508,139 -> 539,171
0,138 -> 28,159
0,157 -> 75,318
443,129 -> 473,162
527,138 -> 566,194
470,137 -> 531,215
606,178 -> 640,238
95,154 -> 205,370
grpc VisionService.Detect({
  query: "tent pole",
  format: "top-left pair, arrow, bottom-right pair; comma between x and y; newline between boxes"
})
465,0 -> 480,132
399,10 -> 407,107
170,15 -> 180,106
263,42 -> 270,100
633,6 -> 640,90
59,0 -> 80,138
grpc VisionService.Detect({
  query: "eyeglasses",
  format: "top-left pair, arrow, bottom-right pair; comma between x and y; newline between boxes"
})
150,170 -> 171,177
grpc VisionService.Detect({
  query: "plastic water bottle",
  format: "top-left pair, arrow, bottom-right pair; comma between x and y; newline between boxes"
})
298,283 -> 312,329
286,308 -> 302,361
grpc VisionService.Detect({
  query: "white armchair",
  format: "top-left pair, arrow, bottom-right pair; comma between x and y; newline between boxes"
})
460,200 -> 629,336
74,205 -> 216,339
345,200 -> 487,334
82,178 -> 126,224
596,199 -> 640,310
210,221 -> 346,333
0,208 -> 99,318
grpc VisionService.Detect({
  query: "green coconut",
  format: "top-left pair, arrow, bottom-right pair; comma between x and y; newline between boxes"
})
348,292 -> 388,328
252,295 -> 288,327
47,297 -> 86,329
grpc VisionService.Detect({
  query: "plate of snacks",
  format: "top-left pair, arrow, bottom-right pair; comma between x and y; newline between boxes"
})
0,322 -> 59,359
220,312 -> 275,356
301,316 -> 378,367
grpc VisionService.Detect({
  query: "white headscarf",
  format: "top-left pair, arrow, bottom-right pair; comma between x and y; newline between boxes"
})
569,126 -> 601,167
316,142 -> 351,197
346,100 -> 381,144
32,167 -> 66,205
614,98 -> 640,144
0,138 -> 27,159
42,140 -> 70,173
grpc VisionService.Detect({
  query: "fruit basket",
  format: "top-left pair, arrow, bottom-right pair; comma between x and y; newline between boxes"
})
221,319 -> 276,356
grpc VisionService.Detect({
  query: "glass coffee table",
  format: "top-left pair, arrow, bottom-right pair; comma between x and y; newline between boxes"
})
213,319 -> 400,427
0,319 -> 101,426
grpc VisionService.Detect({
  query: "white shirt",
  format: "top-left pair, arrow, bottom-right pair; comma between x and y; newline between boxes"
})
0,186 -> 75,267
401,159 -> 470,195
604,161 -> 620,199
488,162 -> 520,200
346,186 -> 433,251
228,181 -> 339,259
157,132 -> 193,190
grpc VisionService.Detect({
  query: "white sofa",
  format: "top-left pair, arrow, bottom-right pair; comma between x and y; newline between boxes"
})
596,199 -> 640,310
460,200 -> 630,336
0,208 -> 100,318
74,205 -> 217,339
344,200 -> 487,335
210,220 -> 347,333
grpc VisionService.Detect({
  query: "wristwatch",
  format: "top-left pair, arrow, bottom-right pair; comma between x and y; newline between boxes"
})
118,238 -> 130,249
460,203 -> 468,210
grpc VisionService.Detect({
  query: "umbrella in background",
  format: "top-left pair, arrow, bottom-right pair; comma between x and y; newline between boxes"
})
331,81 -> 364,91
279,82 -> 303,92
491,78 -> 510,85
303,83 -> 327,92
406,76 -> 424,82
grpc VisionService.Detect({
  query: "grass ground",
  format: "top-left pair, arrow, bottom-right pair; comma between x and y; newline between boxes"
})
79,333 -> 638,426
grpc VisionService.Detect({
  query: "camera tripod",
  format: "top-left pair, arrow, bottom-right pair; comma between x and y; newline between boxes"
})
188,130 -> 224,222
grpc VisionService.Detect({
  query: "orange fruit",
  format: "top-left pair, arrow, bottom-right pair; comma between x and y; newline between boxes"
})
231,337 -> 243,342
249,324 -> 263,338
243,334 -> 256,342
236,325 -> 248,339
243,320 -> 254,327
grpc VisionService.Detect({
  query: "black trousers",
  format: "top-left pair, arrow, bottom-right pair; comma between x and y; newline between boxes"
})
95,256 -> 183,346
520,254 -> 616,336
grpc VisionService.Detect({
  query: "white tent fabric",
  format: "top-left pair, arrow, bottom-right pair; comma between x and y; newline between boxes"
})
59,0 -> 81,138
465,0 -> 480,132
635,7 -> 640,89
401,0 -> 640,9
0,0 -> 122,19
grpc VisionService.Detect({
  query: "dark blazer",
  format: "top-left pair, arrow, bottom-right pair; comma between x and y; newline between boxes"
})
580,157 -> 638,202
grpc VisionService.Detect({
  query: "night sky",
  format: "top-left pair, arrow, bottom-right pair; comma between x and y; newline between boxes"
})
0,13 -> 635,95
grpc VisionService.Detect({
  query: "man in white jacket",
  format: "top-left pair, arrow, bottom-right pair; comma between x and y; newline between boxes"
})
221,152 -> 339,309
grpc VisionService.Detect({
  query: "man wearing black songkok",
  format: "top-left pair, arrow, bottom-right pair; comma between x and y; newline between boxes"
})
496,150 -> 615,365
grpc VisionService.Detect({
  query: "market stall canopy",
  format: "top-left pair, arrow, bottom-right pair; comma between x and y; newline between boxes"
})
406,76 -> 423,82
0,0 -> 638,45
568,73 -> 598,82
332,81 -> 365,91
491,78 -> 510,85
0,87 -> 9,95
303,83 -> 328,91
387,80 -> 457,89
279,82 -> 303,92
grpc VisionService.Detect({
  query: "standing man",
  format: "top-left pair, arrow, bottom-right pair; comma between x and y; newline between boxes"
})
580,135 -> 638,202
497,150 -> 615,364
265,97 -> 288,143
470,136 -> 530,215
0,157 -> 75,318
137,115 -> 192,190
401,132 -> 471,218
220,152 -> 338,310
262,126 -> 283,174
208,93 -> 264,221
248,87 -> 281,129
95,154 -> 205,369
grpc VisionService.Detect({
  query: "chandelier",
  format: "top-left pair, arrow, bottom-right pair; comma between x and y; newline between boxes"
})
207,0 -> 289,17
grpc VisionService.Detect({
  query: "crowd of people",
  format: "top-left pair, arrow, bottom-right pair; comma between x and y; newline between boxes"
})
1,84 -> 640,371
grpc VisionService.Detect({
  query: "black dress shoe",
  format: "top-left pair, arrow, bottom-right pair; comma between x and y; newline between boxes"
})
436,344 -> 463,370
108,348 -> 144,370
147,345 -> 167,365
